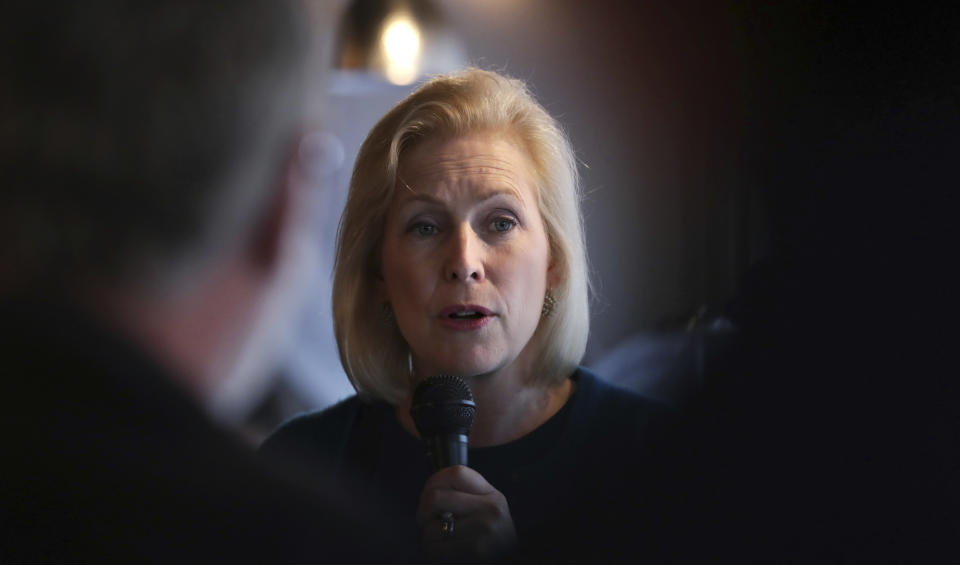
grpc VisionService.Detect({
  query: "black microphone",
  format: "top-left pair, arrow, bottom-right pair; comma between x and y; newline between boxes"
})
410,375 -> 476,470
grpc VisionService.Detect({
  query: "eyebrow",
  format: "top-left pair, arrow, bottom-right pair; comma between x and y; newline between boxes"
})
394,183 -> 525,208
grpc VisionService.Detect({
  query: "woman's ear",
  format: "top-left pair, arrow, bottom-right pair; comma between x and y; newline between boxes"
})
375,270 -> 389,302
546,253 -> 563,289
369,232 -> 389,303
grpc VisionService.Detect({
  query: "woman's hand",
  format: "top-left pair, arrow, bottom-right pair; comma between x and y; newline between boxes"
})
416,465 -> 518,561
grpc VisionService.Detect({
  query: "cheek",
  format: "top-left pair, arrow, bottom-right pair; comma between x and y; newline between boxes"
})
380,236 -> 404,292
382,247 -> 428,306
525,230 -> 552,280
501,241 -> 551,305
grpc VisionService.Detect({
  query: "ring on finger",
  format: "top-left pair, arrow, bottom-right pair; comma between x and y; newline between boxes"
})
439,511 -> 455,540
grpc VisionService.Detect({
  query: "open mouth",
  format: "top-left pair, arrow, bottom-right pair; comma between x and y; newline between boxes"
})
448,311 -> 485,320
439,306 -> 494,329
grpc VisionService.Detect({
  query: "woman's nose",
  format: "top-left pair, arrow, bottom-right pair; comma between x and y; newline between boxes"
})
444,224 -> 485,283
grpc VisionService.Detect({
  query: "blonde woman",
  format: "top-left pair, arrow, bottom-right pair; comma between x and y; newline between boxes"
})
262,69 -> 669,561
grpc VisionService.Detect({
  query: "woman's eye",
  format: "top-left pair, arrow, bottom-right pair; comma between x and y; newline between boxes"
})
491,218 -> 516,233
412,223 -> 438,236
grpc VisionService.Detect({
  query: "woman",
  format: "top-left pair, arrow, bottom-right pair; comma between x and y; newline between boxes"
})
262,69 -> 670,561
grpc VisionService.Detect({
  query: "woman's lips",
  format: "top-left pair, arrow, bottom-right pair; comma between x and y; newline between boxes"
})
438,305 -> 495,331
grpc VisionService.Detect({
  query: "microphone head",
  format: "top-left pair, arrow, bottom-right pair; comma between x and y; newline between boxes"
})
410,375 -> 476,438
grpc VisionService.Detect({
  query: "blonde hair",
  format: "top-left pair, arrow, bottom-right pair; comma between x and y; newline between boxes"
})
333,68 -> 589,403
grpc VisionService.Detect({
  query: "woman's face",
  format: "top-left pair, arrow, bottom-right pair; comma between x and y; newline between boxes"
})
380,130 -> 556,382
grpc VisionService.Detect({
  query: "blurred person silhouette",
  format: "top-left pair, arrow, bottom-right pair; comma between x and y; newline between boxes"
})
0,1 -> 400,562
261,69 -> 673,562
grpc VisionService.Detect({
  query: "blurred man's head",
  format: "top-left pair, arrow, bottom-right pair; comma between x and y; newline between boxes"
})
1,1 -> 317,397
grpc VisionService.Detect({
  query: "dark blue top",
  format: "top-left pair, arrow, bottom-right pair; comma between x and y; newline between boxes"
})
261,367 -> 673,561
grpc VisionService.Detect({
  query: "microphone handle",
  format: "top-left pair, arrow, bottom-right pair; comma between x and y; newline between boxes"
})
427,433 -> 468,470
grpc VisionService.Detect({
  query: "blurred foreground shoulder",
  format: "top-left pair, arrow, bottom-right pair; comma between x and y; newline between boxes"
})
259,395 -> 364,466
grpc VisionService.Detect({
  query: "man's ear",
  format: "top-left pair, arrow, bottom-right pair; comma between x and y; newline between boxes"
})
248,139 -> 301,273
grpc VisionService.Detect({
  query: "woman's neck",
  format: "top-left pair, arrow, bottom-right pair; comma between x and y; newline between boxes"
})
395,369 -> 575,448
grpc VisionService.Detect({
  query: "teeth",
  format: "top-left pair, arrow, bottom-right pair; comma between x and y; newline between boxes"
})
451,311 -> 479,318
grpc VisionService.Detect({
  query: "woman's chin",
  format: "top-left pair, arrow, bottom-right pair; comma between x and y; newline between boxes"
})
418,355 -> 506,380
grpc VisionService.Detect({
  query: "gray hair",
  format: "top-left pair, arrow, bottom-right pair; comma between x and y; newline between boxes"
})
0,0 -> 310,295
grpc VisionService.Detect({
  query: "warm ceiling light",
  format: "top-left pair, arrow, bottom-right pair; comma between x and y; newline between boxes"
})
332,0 -> 466,89
380,14 -> 421,84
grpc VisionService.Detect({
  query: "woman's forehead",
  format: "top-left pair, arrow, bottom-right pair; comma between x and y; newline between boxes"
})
396,132 -> 537,205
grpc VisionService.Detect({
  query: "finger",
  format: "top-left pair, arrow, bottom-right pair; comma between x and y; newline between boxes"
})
416,480 -> 512,528
422,513 -> 519,563
419,508 -> 510,546
416,488 -> 489,529
416,466 -> 499,526
421,465 -> 496,496
416,467 -> 502,529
